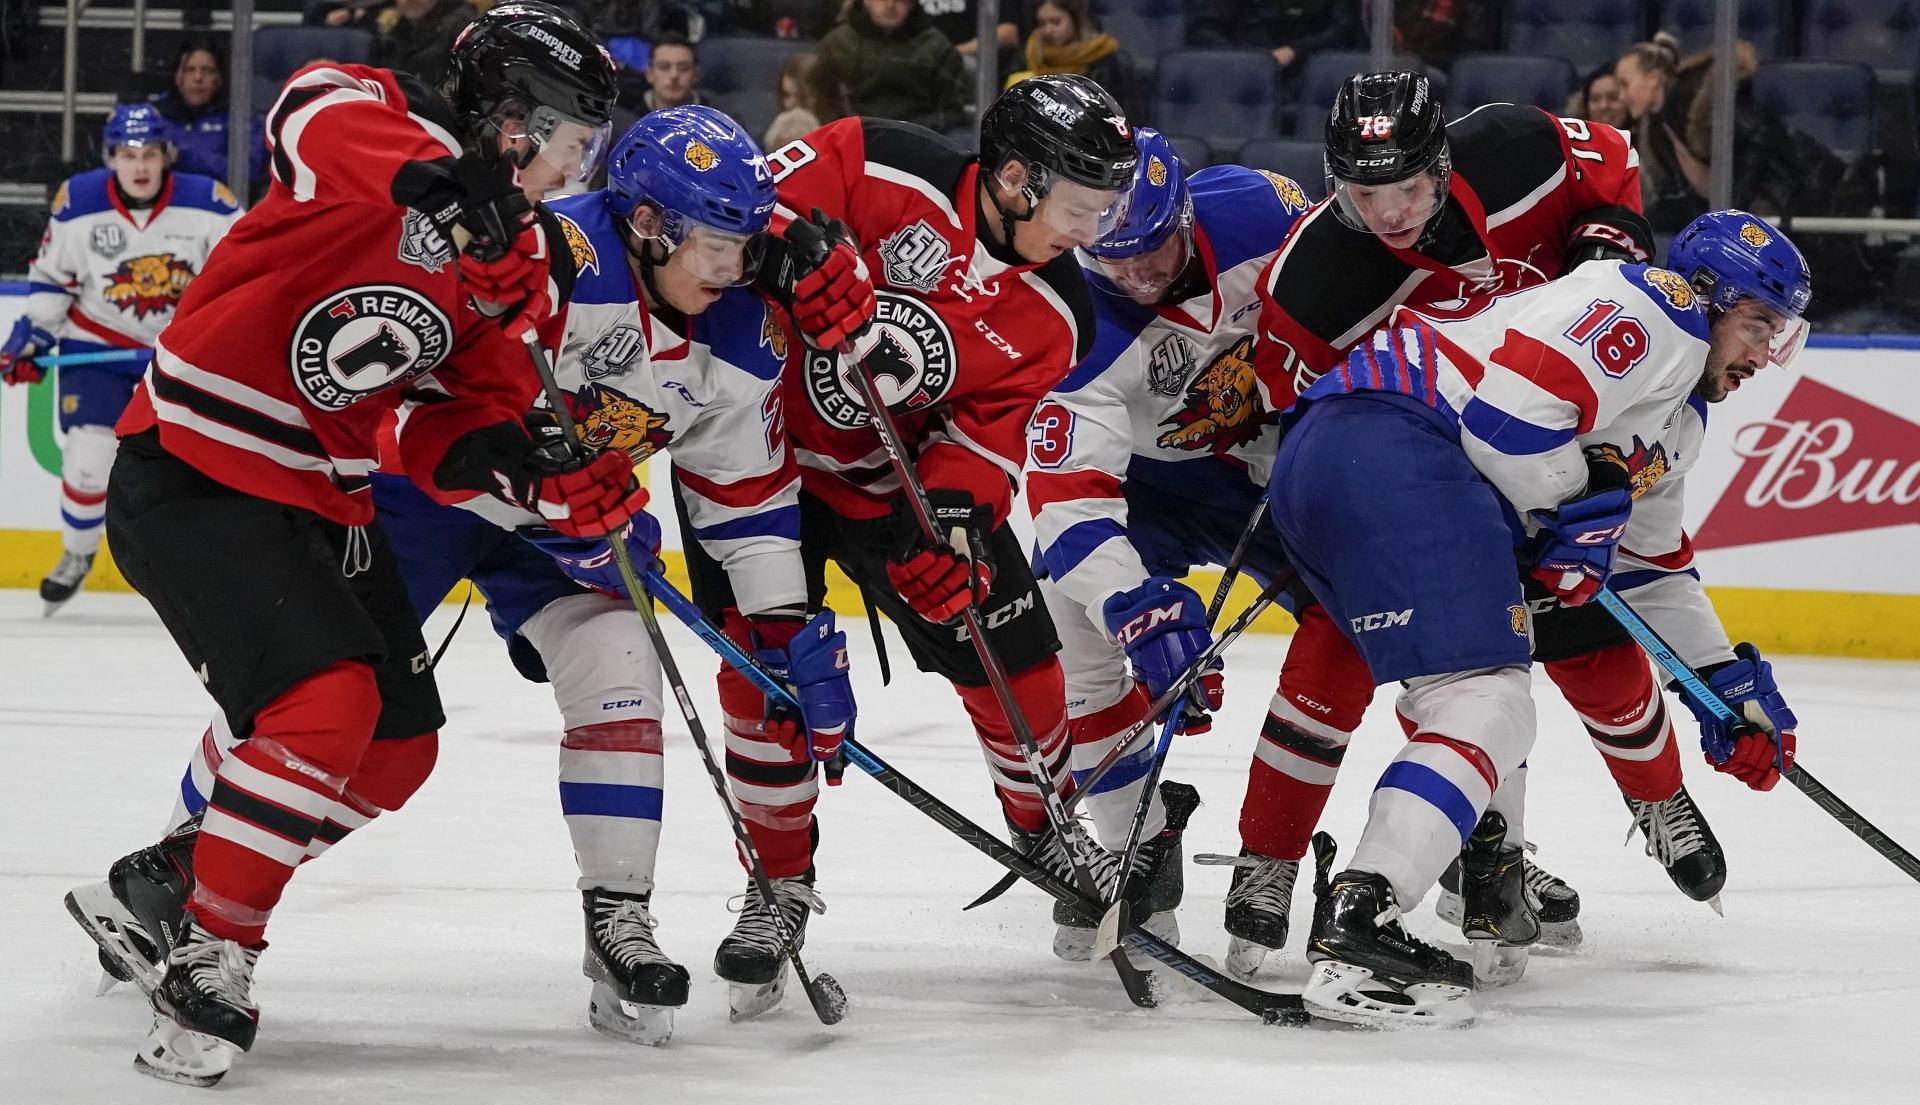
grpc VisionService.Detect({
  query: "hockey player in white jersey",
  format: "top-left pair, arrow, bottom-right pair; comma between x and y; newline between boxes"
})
1265,210 -> 1811,1026
0,102 -> 240,613
65,106 -> 854,1045
1027,129 -> 1311,958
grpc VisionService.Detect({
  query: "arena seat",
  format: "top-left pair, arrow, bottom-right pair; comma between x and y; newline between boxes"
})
698,35 -> 809,143
1150,49 -> 1279,157
1662,0 -> 1790,60
1447,54 -> 1578,115
1752,60 -> 1879,165
1802,0 -> 1920,82
1234,138 -> 1328,201
1503,0 -> 1648,77
252,26 -> 376,84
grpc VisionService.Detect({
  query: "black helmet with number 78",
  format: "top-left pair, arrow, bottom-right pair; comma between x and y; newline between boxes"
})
979,74 -> 1139,250
1324,71 -> 1450,244
444,1 -> 619,187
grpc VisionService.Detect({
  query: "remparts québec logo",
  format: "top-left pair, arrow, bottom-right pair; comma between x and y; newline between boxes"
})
804,292 -> 956,430
290,284 -> 452,411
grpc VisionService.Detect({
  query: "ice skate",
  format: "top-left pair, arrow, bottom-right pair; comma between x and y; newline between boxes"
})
714,870 -> 824,1022
133,918 -> 261,1088
1454,812 -> 1539,987
1301,835 -> 1474,1027
582,888 -> 688,1045
66,816 -> 199,995
1012,818 -> 1129,961
1624,787 -> 1727,911
1193,847 -> 1299,976
1436,840 -> 1582,950
40,550 -> 94,617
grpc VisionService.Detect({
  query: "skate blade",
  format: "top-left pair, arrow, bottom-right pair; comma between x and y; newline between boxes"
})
588,982 -> 676,1046
65,886 -> 161,996
1707,895 -> 1724,917
1302,960 -> 1475,1028
133,1016 -> 240,1087
1466,939 -> 1530,988
1224,936 -> 1271,978
727,965 -> 790,1023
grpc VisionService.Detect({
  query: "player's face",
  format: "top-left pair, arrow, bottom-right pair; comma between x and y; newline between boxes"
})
111,144 -> 170,201
630,207 -> 763,313
499,113 -> 611,200
1701,300 -> 1802,401
1344,173 -> 1441,249
1091,228 -> 1191,305
1022,178 -> 1129,261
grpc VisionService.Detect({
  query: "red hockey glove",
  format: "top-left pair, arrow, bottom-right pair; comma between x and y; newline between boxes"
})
776,209 -> 875,351
885,489 -> 994,624
0,318 -> 53,385
459,221 -> 552,341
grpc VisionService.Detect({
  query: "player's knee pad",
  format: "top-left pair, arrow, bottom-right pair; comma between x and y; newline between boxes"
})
1041,575 -> 1131,711
1395,665 -> 1536,783
1544,640 -> 1656,724
1275,604 -> 1375,741
61,423 -> 117,494
346,731 -> 439,812
250,660 -> 382,779
521,592 -> 663,730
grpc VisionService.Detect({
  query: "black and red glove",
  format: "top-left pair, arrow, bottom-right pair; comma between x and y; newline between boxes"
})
393,149 -> 552,339
524,448 -> 647,537
885,489 -> 994,624
768,208 -> 875,351
459,220 -> 553,341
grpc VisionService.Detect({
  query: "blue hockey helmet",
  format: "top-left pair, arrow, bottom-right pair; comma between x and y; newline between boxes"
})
605,106 -> 775,286
1668,209 -> 1813,366
1085,128 -> 1193,300
101,102 -> 177,160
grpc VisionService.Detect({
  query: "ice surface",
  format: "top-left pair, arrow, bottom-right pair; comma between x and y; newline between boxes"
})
3,591 -> 1917,1102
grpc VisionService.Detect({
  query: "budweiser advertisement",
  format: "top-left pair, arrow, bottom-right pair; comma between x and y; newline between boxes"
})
1685,341 -> 1920,595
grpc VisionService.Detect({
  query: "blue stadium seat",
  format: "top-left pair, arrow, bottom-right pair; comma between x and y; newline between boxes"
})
1161,133 -> 1214,173
1447,54 -> 1578,116
698,36 -> 809,143
1503,0 -> 1648,76
1802,0 -> 1920,81
1662,0 -> 1790,59
1234,138 -> 1327,200
1097,0 -> 1184,57
1151,49 -> 1278,154
1752,61 -> 1878,164
252,26 -> 376,84
1290,50 -> 1447,135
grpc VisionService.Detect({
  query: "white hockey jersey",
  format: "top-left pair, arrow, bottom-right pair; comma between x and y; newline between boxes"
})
1027,165 -> 1312,615
1313,259 -> 1738,667
405,189 -> 805,617
24,168 -> 241,361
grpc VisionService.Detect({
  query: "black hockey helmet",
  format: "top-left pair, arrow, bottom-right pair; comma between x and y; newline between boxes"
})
979,74 -> 1138,253
444,1 -> 619,184
1323,71 -> 1451,240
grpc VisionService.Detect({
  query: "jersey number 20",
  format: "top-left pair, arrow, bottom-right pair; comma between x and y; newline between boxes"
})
1563,299 -> 1648,378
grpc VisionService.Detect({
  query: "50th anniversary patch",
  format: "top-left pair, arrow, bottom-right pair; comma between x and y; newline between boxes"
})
291,284 -> 453,411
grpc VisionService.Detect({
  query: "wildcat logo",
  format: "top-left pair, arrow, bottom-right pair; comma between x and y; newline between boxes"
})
102,253 -> 195,318
760,304 -> 789,360
1146,156 -> 1167,187
558,215 -> 599,277
1586,436 -> 1670,500
1641,266 -> 1696,311
1739,222 -> 1771,248
570,383 -> 674,462
1156,334 -> 1265,453
397,208 -> 454,273
212,181 -> 239,208
684,140 -> 719,171
50,181 -> 70,216
1147,333 -> 1195,396
804,292 -> 955,430
290,284 -> 452,411
1260,171 -> 1308,213
1509,605 -> 1528,636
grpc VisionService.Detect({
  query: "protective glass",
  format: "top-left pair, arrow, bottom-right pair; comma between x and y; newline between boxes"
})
1032,173 -> 1133,247
506,104 -> 613,186
1088,219 -> 1194,300
631,212 -> 767,287
1766,316 -> 1810,369
1328,162 -> 1451,242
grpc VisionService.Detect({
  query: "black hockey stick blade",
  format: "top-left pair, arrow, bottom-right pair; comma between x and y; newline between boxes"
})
1787,765 -> 1920,884
965,871 -> 1021,910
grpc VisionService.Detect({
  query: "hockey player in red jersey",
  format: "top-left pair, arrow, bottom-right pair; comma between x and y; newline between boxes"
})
677,75 -> 1144,993
96,3 -> 625,1085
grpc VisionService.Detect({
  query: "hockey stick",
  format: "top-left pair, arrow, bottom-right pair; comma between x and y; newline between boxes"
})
30,350 -> 149,368
846,358 -> 1158,1007
1206,500 -> 1269,625
520,334 -> 848,1023
640,569 -> 1308,1024
1596,586 -> 1920,884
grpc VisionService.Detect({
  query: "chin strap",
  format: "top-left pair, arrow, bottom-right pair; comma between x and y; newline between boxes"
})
984,171 -> 1042,256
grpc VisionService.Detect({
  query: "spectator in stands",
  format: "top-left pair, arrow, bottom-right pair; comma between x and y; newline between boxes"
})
1392,0 -> 1497,70
308,0 -> 388,29
818,0 -> 968,133
1002,0 -> 1132,110
764,52 -> 851,150
149,37 -> 266,190
1187,0 -> 1359,73
920,0 -> 1025,65
625,33 -> 708,113
376,0 -> 477,85
1566,66 -> 1629,131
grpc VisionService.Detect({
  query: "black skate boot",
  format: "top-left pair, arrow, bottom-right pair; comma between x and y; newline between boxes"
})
66,815 -> 199,994
582,888 -> 689,1045
1193,847 -> 1299,976
714,870 -> 824,1021
134,918 -> 261,1087
1436,839 -> 1582,949
1010,819 -> 1129,962
40,550 -> 94,617
1625,786 -> 1727,909
1115,780 -> 1201,950
1301,833 -> 1475,1026
1456,812 -> 1540,986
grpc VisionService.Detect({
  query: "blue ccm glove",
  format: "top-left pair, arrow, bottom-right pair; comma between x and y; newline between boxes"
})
1103,576 -> 1224,734
1677,642 -> 1798,792
1529,484 -> 1633,607
521,514 -> 664,598
752,610 -> 856,767
0,316 -> 55,385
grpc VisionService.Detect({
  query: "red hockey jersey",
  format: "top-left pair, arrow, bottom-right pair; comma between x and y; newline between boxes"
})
1254,103 -> 1646,406
118,64 -> 553,526
764,117 -> 1096,526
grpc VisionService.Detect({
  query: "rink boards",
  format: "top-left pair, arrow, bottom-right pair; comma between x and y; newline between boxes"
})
0,288 -> 1914,657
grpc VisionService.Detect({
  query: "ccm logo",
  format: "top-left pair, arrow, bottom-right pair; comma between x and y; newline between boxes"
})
1349,609 -> 1413,633
602,699 -> 648,710
1574,523 -> 1629,545
1114,601 -> 1185,645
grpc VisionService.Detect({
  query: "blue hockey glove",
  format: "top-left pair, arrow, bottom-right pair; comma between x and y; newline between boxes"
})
753,610 -> 856,765
1678,642 -> 1798,792
1,317 -> 55,385
1104,577 -> 1223,732
521,516 -> 663,598
1529,484 -> 1632,607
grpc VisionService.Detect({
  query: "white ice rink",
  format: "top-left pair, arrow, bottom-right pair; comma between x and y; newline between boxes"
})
3,590 -> 1917,1103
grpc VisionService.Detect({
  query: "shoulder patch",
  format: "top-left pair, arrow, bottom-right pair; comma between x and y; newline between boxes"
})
556,213 -> 600,279
1257,170 -> 1309,214
211,180 -> 240,210
1641,266 -> 1696,311
1620,262 -> 1710,341
50,181 -> 69,216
